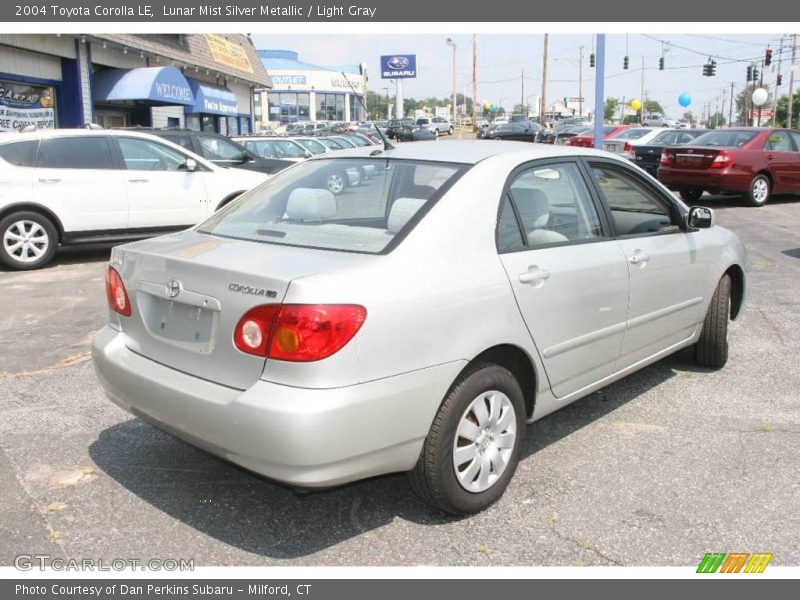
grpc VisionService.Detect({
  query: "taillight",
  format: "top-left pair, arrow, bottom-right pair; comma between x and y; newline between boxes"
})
233,304 -> 367,361
710,150 -> 732,169
105,266 -> 131,317
622,142 -> 633,157
660,150 -> 673,166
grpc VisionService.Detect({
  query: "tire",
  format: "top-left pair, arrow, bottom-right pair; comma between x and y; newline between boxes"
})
324,172 -> 347,195
448,126 -> 454,135
679,188 -> 704,203
434,129 -> 440,138
695,274 -> 731,369
0,211 -> 58,271
744,174 -> 770,207
408,362 -> 526,515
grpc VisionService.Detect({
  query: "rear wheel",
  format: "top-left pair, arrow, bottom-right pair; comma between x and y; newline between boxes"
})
695,274 -> 731,369
745,174 -> 770,207
408,363 -> 526,514
0,211 -> 58,271
679,188 -> 704,202
448,126 -> 454,135
324,172 -> 347,195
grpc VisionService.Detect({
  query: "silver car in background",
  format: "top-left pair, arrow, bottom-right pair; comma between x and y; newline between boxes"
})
92,141 -> 747,514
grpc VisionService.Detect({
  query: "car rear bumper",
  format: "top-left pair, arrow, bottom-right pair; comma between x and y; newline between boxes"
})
657,168 -> 752,193
92,326 -> 466,488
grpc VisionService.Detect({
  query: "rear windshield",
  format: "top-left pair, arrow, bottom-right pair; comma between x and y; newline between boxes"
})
612,128 -> 652,140
198,158 -> 467,254
691,130 -> 758,147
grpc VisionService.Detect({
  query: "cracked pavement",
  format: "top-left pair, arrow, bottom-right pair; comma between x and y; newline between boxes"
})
0,196 -> 798,566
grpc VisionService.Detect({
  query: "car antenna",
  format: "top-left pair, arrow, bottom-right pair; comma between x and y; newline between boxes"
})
340,71 -> 394,153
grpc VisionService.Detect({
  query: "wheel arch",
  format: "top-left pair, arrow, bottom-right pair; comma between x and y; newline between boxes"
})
215,191 -> 245,211
0,203 -> 64,241
725,263 -> 745,320
458,344 -> 538,419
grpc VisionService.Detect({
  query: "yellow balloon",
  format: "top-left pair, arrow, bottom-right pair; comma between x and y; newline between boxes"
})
630,99 -> 642,111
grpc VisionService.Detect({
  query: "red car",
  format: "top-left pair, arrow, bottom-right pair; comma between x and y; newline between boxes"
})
568,124 -> 631,148
658,128 -> 800,206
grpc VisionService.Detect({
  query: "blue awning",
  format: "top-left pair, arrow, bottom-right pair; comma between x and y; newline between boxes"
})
186,79 -> 239,115
92,67 -> 194,105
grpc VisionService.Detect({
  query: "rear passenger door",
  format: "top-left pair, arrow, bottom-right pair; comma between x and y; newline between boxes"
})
498,160 -> 630,398
587,160 -> 710,370
33,136 -> 128,232
762,130 -> 797,191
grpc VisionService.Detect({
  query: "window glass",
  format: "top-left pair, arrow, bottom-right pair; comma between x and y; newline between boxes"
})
295,138 -> 327,155
37,137 -> 113,170
198,135 -> 245,161
0,140 -> 38,167
691,130 -> 757,147
508,162 -> 602,246
298,93 -> 310,120
118,137 -> 188,171
651,131 -> 679,145
159,134 -> 193,151
226,116 -> 240,136
198,159 -> 465,254
764,131 -> 792,151
497,194 -> 525,252
789,132 -> 800,151
591,165 -> 678,236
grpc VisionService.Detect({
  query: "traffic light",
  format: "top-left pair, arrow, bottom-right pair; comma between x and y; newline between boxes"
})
753,66 -> 759,81
765,48 -> 773,66
659,57 -> 665,70
589,53 -> 595,68
747,65 -> 753,81
703,63 -> 709,76
623,55 -> 629,70
777,73 -> 783,86
709,60 -> 717,76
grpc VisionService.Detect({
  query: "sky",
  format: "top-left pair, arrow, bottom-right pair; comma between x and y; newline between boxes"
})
252,33 -> 792,118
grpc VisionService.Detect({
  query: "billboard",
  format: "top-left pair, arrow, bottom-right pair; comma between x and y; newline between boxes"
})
380,55 -> 417,79
0,80 -> 56,132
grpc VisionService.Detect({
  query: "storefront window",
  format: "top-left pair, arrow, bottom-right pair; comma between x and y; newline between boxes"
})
298,93 -> 310,120
240,117 -> 251,135
186,114 -> 201,131
227,116 -> 240,136
201,115 -> 219,133
336,95 -> 345,121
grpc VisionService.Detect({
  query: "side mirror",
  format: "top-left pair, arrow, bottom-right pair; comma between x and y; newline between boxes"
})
183,158 -> 197,172
687,206 -> 715,229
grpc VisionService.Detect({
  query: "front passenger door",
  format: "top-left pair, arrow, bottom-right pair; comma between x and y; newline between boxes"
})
498,160 -> 630,398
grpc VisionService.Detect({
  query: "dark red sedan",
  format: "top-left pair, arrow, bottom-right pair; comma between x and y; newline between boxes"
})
567,124 -> 631,148
658,128 -> 800,206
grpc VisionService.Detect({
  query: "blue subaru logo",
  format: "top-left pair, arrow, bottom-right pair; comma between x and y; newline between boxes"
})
387,56 -> 409,70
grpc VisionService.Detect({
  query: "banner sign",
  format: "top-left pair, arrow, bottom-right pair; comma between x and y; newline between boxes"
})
0,80 -> 56,131
205,34 -> 254,73
380,55 -> 417,79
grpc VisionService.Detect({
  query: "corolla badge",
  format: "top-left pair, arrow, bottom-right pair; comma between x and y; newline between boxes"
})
387,56 -> 410,70
166,279 -> 183,298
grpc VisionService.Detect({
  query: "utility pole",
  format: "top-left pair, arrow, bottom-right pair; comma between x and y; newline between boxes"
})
757,59 -> 765,127
771,36 -> 785,126
472,33 -> 478,132
521,68 -> 524,113
640,56 -> 645,124
578,46 -> 584,117
788,34 -> 797,128
729,81 -> 734,127
540,33 -> 549,127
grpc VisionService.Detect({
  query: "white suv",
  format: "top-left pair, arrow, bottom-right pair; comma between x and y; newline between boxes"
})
416,116 -> 454,137
0,129 -> 269,270
642,114 -> 677,127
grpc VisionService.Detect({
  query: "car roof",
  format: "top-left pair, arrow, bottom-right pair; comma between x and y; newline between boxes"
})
3,128 -> 192,143
318,139 -> 628,165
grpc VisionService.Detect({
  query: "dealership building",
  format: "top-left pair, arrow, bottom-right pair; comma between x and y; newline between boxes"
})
0,33 -> 271,135
255,49 -> 367,126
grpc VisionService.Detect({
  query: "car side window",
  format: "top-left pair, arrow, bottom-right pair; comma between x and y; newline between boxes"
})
160,135 -> 193,151
789,132 -> 800,152
37,137 -> 113,170
0,140 -> 38,167
590,165 -> 680,236
497,195 -> 526,252
501,162 -> 603,250
764,131 -> 793,152
199,135 -> 245,161
117,137 -> 189,172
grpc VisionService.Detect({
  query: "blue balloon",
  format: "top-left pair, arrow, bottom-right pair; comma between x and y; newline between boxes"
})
679,93 -> 692,108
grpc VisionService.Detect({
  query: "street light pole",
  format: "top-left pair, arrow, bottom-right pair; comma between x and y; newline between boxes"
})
472,34 -> 478,132
578,46 -> 584,117
447,37 -> 457,128
540,33 -> 549,127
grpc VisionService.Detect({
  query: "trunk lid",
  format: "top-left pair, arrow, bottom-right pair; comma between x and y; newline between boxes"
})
666,146 -> 723,169
114,230 -> 368,390
634,144 -> 665,167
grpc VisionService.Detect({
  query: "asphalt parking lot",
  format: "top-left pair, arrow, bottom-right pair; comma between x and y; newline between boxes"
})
1,194 -> 799,567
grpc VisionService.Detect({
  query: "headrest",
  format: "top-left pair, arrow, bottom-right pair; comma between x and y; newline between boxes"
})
388,197 -> 426,233
511,188 -> 550,229
285,188 -> 337,222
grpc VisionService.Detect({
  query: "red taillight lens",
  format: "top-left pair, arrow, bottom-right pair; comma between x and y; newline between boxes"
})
233,304 -> 367,361
710,150 -> 732,169
660,150 -> 672,166
105,266 -> 131,317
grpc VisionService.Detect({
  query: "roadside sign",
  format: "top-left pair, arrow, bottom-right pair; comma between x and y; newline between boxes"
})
380,55 -> 417,79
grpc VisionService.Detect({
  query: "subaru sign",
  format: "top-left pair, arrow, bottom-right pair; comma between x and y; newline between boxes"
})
381,54 -> 417,79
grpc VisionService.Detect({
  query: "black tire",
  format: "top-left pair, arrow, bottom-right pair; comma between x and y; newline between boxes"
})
744,173 -> 770,207
695,274 -> 731,369
0,211 -> 58,271
679,188 -> 704,203
408,362 -> 526,515
448,126 -> 454,135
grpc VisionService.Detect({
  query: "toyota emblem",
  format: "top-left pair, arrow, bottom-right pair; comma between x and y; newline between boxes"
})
166,279 -> 182,298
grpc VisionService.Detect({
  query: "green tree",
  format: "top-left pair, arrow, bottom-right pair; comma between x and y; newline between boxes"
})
735,84 -> 770,126
682,111 -> 695,125
774,89 -> 800,128
707,112 -> 726,129
512,103 -> 531,115
643,100 -> 665,115
604,97 -> 620,121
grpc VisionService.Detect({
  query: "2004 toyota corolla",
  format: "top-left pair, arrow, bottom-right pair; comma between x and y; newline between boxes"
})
92,141 -> 747,514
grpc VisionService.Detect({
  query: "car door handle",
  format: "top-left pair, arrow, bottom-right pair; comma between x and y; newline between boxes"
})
37,178 -> 61,184
766,154 -> 774,160
128,177 -> 150,183
519,265 -> 551,286
628,250 -> 650,265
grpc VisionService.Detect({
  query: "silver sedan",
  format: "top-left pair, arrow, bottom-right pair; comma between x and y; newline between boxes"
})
92,141 -> 747,514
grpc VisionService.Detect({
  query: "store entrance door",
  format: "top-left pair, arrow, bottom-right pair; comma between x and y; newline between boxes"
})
280,103 -> 299,123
